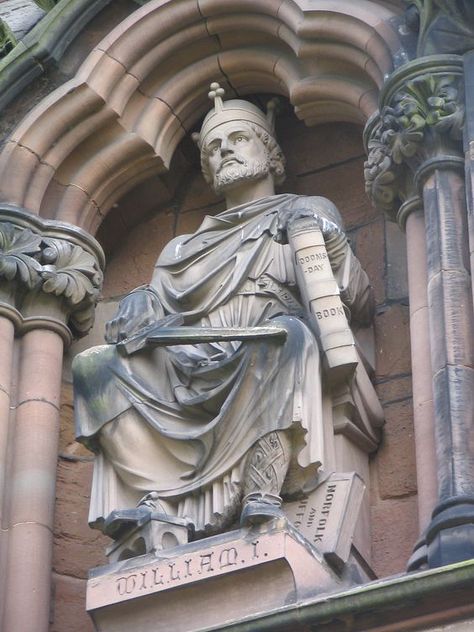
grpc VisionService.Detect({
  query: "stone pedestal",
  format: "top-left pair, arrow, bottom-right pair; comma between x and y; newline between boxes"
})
86,519 -> 372,632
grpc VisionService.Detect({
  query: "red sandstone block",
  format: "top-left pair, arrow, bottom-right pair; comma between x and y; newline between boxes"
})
102,209 -> 175,297
353,218 -> 385,306
180,172 -> 221,214
375,374 -> 413,406
278,119 -> 365,176
374,303 -> 411,379
385,220 -> 408,300
50,573 -> 93,632
375,398 -> 417,499
53,460 -> 107,579
370,495 -> 418,578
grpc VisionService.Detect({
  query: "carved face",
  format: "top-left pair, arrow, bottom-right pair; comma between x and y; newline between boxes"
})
202,121 -> 271,194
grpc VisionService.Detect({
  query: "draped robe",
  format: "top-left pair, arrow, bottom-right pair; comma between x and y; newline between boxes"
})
73,194 -> 373,534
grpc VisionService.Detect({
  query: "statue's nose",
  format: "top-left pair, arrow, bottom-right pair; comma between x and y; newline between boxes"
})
220,138 -> 233,156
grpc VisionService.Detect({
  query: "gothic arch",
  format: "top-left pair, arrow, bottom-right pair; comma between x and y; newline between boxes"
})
0,0 -> 404,233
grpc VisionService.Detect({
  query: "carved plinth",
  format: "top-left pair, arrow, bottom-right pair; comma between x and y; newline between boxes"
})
105,511 -> 192,563
87,520 -> 372,632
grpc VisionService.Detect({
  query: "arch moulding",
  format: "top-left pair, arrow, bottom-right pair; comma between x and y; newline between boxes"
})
0,0 -> 404,235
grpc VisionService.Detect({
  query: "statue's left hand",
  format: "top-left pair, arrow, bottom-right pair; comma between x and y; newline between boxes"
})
105,289 -> 161,344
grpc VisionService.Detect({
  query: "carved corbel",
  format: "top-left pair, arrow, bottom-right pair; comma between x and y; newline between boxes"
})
0,205 -> 104,344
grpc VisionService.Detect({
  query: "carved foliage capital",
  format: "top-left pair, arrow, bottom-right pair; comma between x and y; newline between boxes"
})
364,66 -> 464,220
0,211 -> 104,338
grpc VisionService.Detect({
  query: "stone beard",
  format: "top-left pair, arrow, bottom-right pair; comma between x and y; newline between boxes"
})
212,158 -> 271,194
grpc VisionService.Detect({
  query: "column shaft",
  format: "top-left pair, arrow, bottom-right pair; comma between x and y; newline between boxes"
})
2,329 -> 64,632
405,209 -> 437,531
463,50 -> 474,309
422,167 -> 474,566
423,168 -> 474,501
0,316 -> 14,525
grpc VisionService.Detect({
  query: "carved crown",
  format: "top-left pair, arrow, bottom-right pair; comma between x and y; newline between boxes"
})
193,82 -> 278,148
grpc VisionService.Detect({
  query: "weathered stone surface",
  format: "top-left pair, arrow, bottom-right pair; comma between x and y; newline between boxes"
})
374,303 -> 411,379
370,495 -> 419,578
51,573 -> 93,632
179,171 -> 220,214
295,157 -> 378,229
87,521 -> 371,632
278,119 -> 365,177
376,398 -> 417,500
285,472 -> 365,568
0,1 -> 44,42
53,459 -> 107,579
353,217 -> 385,306
102,210 -> 175,297
385,220 -> 408,300
375,374 -> 412,406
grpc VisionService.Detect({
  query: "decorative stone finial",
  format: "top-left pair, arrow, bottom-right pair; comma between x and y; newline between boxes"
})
208,82 -> 225,112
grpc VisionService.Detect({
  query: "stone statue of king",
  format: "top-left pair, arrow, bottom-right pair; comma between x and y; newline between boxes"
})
73,83 -> 381,549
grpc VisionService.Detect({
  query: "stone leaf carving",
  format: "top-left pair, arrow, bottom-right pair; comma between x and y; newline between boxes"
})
0,222 -> 42,288
391,74 -> 464,146
364,119 -> 402,216
364,72 -> 464,217
41,238 -> 102,305
404,0 -> 474,56
41,238 -> 103,335
0,221 -> 103,336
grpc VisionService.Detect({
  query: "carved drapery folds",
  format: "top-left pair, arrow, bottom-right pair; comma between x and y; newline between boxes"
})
0,206 -> 104,342
364,57 -> 464,227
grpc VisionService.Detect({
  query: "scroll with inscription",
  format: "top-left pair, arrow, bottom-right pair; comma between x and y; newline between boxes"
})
288,218 -> 358,381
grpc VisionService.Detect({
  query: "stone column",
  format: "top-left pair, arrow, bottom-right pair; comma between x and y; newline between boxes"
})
463,50 -> 474,308
365,55 -> 474,569
0,206 -> 104,632
402,199 -> 437,532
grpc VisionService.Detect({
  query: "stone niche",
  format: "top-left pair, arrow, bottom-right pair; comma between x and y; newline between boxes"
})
57,113 -> 415,632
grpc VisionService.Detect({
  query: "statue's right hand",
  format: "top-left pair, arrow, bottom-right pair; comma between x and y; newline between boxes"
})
105,290 -> 160,344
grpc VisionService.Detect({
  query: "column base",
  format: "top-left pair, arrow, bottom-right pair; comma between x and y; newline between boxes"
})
408,496 -> 474,571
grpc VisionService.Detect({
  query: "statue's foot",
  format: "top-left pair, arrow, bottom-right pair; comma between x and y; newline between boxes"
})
240,492 -> 285,527
104,491 -> 164,540
137,491 -> 167,512
104,505 -> 153,540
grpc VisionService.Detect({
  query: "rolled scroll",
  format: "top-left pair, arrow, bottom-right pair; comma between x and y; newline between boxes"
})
288,217 -> 358,382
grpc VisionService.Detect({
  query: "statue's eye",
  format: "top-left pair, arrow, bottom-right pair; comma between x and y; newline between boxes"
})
235,136 -> 245,143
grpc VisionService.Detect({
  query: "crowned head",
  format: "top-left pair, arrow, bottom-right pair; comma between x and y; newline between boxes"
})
194,83 -> 286,196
